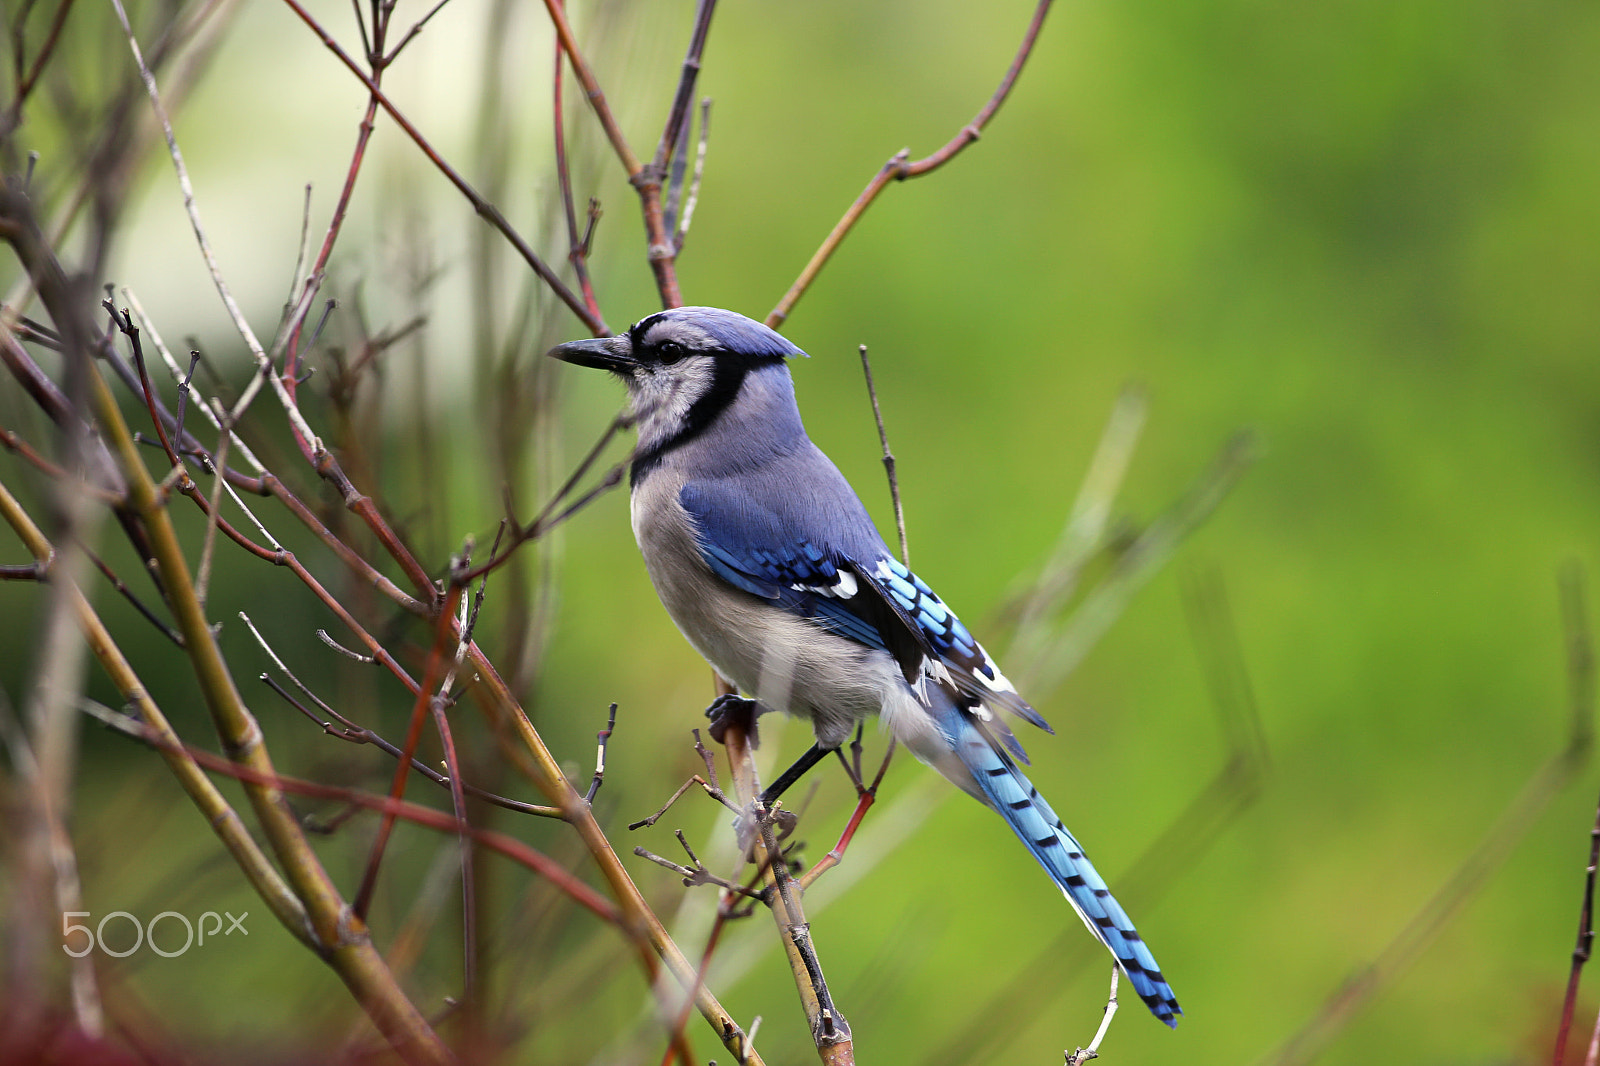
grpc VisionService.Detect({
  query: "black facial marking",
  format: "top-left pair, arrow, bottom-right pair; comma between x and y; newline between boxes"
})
624,311 -> 795,487
630,358 -> 752,486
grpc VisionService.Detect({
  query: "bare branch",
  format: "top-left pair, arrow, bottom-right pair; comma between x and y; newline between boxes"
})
551,12 -> 603,325
1064,967 -> 1120,1065
281,0 -> 605,335
766,0 -> 1053,329
857,343 -> 907,566
674,98 -> 712,250
585,702 -> 619,804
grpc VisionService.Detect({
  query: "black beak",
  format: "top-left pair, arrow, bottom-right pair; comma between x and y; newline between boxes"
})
547,335 -> 634,373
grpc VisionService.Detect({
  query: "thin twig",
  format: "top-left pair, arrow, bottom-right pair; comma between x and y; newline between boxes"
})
1065,966 -> 1120,1065
82,543 -> 184,647
633,836 -> 765,901
318,628 -> 376,662
585,703 -> 619,804
1556,783 -> 1600,1066
538,0 -> 639,173
766,0 -> 1053,329
256,671 -> 561,820
87,703 -> 620,921
460,412 -> 634,582
1556,563 -> 1598,1066
718,702 -> 854,1056
550,4 -> 602,324
651,0 -> 716,177
121,288 -> 267,475
858,344 -> 907,566
354,579 -> 466,919
283,0 -> 603,335
5,0 -> 76,129
112,0 -> 323,452
0,424 -> 121,505
675,98 -> 712,250
383,0 -> 454,62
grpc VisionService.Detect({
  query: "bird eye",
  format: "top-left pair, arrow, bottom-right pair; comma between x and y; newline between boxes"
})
656,341 -> 687,364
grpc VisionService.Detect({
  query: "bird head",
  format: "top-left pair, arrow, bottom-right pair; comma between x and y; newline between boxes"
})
548,307 -> 808,478
548,306 -> 804,375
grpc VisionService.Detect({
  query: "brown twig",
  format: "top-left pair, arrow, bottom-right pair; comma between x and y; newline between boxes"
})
633,831 -> 766,901
719,703 -> 854,1061
1556,783 -> 1600,1066
283,0 -> 604,335
551,0 -> 602,325
4,0 -> 77,133
857,343 -> 907,567
538,0 -> 639,174
541,0 -> 717,309
279,0 -> 425,402
82,542 -> 183,647
650,0 -> 716,179
0,424 -> 121,505
257,671 -> 561,819
1555,562 -> 1598,1066
766,0 -> 1053,330
460,411 -> 634,582
630,732 -> 743,830
639,0 -> 717,306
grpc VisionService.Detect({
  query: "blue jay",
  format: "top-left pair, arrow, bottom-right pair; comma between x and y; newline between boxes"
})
550,307 -> 1180,1027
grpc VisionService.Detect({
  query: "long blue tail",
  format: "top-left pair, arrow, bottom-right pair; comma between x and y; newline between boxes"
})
951,714 -> 1181,1027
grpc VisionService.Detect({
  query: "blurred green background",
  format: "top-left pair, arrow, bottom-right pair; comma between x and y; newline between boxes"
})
6,0 -> 1600,1062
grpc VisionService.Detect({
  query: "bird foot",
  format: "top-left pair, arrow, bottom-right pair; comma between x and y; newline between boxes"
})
705,693 -> 760,746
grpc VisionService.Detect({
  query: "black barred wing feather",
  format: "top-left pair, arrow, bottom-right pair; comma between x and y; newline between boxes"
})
861,555 -> 1052,735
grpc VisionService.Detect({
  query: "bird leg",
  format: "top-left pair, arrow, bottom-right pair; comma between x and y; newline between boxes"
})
760,742 -> 833,806
703,694 -> 834,812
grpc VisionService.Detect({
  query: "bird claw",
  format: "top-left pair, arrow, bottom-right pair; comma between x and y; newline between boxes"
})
705,693 -> 760,746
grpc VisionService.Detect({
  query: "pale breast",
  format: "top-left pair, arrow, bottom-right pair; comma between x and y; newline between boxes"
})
629,474 -> 895,748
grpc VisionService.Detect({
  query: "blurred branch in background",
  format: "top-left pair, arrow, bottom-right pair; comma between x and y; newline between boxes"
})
1260,564 -> 1596,1066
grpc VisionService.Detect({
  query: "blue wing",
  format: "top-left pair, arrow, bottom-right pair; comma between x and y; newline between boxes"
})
679,478 -> 1051,749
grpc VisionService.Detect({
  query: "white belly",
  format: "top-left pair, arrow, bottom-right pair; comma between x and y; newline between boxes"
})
630,480 -> 892,749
